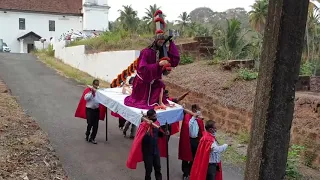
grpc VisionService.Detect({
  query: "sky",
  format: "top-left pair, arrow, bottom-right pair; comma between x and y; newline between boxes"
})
108,0 -> 256,22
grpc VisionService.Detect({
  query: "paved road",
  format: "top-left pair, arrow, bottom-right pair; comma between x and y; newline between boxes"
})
0,53 -> 243,180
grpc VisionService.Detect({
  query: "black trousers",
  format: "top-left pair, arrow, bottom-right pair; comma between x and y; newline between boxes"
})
85,108 -> 100,140
182,137 -> 199,177
143,153 -> 162,180
206,163 -> 217,180
118,118 -> 126,128
123,121 -> 137,137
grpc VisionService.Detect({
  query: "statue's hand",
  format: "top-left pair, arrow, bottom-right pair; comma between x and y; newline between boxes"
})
159,60 -> 169,66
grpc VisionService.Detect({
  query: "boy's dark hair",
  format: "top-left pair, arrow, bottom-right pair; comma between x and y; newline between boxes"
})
93,79 -> 99,84
147,109 -> 156,117
205,120 -> 216,130
191,104 -> 198,110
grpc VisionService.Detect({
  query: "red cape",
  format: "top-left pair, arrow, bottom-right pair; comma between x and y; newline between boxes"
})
190,131 -> 223,180
126,121 -> 167,169
111,111 -> 123,118
75,87 -> 106,121
178,113 -> 205,161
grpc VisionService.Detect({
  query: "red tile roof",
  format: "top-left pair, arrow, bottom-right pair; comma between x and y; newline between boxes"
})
0,0 -> 82,15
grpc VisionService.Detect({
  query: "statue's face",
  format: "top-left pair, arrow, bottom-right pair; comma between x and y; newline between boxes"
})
156,39 -> 165,47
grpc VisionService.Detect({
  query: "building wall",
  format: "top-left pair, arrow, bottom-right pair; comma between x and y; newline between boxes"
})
0,11 -> 83,53
54,42 -> 139,82
82,7 -> 109,31
82,0 -> 109,31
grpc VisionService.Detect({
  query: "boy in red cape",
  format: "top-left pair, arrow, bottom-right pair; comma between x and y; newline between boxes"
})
178,104 -> 204,179
75,79 -> 106,144
190,120 -> 229,180
126,109 -> 169,180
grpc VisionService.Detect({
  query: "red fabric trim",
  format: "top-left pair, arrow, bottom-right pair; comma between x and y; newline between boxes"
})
111,111 -> 123,118
156,29 -> 164,34
160,57 -> 170,61
154,17 -> 166,28
154,9 -> 163,17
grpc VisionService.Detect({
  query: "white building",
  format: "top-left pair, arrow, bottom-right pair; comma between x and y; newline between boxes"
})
0,0 -> 110,53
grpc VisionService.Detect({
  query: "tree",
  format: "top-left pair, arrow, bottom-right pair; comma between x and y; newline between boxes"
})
249,0 -> 269,33
244,0 -> 309,179
143,4 -> 163,33
117,5 -> 139,32
189,7 -> 215,23
176,12 -> 191,35
216,19 -> 252,60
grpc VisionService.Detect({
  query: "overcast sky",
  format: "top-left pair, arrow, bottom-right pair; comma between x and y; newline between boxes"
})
108,0 -> 256,22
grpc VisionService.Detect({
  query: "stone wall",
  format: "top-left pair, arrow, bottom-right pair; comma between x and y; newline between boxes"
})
165,81 -> 320,168
175,37 -> 215,60
176,42 -> 200,60
310,76 -> 320,92
296,76 -> 310,91
194,36 -> 215,57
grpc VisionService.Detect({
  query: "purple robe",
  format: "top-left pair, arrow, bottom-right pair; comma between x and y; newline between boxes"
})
124,41 -> 180,109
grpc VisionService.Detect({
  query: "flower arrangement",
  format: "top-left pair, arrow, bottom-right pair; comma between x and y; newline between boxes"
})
110,58 -> 139,88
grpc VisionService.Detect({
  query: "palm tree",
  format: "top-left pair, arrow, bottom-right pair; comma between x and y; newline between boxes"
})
216,19 -> 252,60
249,0 -> 268,33
117,5 -> 139,32
143,4 -> 164,33
176,12 -> 191,34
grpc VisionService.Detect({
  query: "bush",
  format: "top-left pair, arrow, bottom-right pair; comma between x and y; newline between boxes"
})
299,61 -> 315,76
237,68 -> 258,81
180,54 -> 194,65
286,145 -> 305,179
45,44 -> 54,57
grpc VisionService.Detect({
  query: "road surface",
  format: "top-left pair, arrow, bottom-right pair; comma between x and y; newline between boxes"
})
0,53 -> 243,180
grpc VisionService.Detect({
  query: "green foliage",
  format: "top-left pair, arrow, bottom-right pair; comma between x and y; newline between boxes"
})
249,0 -> 269,33
286,145 -> 305,179
46,44 -> 55,57
68,30 -> 152,51
300,61 -> 315,76
215,19 -> 252,60
179,54 -> 194,65
237,68 -> 258,81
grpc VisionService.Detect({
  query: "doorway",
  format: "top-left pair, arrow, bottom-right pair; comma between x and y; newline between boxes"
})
27,44 -> 34,53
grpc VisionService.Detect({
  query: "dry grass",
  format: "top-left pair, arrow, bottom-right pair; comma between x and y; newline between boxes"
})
0,80 -> 67,180
164,60 -> 257,111
34,51 -> 110,88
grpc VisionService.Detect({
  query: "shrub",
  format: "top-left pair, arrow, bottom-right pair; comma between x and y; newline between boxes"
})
286,145 -> 305,179
180,54 -> 194,65
45,44 -> 54,57
299,61 -> 315,76
237,68 -> 258,81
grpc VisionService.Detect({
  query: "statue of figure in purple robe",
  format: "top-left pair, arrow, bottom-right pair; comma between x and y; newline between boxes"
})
124,36 -> 180,110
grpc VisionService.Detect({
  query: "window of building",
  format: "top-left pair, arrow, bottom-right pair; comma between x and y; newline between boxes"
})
49,20 -> 55,31
19,18 -> 25,30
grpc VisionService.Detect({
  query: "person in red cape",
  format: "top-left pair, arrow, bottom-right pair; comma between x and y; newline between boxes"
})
126,109 -> 169,180
190,120 -> 229,180
164,90 -> 190,135
178,104 -> 204,179
74,79 -> 106,144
